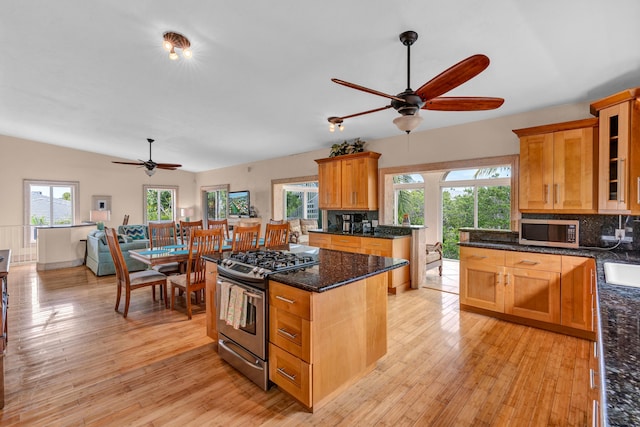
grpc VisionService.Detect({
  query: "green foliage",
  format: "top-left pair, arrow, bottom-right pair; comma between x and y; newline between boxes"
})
286,192 -> 302,217
329,138 -> 365,157
61,192 -> 71,201
396,189 -> 424,225
442,186 -> 511,260
147,189 -> 174,221
31,215 -> 48,225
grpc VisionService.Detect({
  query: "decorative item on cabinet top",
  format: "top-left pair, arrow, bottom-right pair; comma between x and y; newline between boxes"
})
329,138 -> 366,157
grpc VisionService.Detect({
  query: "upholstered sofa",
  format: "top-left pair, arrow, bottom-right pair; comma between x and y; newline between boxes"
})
86,225 -> 150,276
288,218 -> 318,244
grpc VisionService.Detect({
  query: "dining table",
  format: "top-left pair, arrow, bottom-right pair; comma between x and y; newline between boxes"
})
128,242 -> 234,269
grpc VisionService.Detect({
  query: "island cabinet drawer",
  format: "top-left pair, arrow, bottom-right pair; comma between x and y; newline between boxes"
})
308,233 -> 331,249
269,306 -> 311,362
269,281 -> 312,320
505,251 -> 561,272
269,343 -> 311,407
360,237 -> 392,256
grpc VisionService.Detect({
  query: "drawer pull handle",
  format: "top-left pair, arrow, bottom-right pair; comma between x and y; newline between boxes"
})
590,368 -> 598,389
275,295 -> 296,304
518,260 -> 540,265
277,367 -> 297,382
278,328 -> 298,340
470,255 -> 487,260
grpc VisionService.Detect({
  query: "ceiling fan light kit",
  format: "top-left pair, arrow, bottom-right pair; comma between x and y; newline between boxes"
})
163,32 -> 192,61
327,30 -> 504,134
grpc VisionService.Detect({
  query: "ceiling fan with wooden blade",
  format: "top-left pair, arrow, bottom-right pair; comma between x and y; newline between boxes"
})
112,138 -> 181,176
327,31 -> 504,134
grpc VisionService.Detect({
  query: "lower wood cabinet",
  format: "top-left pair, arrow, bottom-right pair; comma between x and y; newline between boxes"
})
309,233 -> 410,293
268,275 -> 388,411
205,261 -> 218,341
460,246 -> 595,340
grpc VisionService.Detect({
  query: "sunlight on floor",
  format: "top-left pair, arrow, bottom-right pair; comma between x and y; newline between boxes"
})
423,259 -> 459,294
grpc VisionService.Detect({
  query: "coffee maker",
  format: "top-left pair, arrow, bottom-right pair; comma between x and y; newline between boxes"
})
342,214 -> 352,233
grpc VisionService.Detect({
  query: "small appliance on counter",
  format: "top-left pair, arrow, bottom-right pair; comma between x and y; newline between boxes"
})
342,214 -> 352,233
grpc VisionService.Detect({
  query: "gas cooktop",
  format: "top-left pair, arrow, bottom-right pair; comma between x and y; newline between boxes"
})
218,249 -> 319,283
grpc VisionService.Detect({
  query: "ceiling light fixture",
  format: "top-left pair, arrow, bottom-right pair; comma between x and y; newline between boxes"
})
145,168 -> 156,177
163,32 -> 192,61
393,111 -> 423,134
328,116 -> 344,132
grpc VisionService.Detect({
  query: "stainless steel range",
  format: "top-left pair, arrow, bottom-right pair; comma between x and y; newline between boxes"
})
216,248 -> 318,390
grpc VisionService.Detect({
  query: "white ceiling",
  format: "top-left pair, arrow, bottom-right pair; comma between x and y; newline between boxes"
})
2,1 -> 639,172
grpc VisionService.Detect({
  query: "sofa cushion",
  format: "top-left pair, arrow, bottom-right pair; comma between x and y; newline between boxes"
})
120,225 -> 147,240
300,219 -> 318,235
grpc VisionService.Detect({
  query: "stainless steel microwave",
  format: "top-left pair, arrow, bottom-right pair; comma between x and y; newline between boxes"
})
519,219 -> 579,248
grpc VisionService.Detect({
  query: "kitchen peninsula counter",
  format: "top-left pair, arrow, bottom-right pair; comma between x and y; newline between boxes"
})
459,239 -> 640,426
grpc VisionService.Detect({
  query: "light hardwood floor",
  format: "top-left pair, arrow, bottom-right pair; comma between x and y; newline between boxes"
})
0,264 -> 591,426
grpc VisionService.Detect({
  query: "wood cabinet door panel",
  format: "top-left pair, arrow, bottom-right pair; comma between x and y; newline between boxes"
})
598,102 -> 630,212
519,133 -> 554,210
554,128 -> 596,211
460,262 -> 504,312
505,268 -> 560,323
318,160 -> 342,209
561,256 -> 595,331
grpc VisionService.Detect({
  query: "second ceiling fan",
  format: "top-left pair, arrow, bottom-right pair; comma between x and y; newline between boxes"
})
328,30 -> 504,134
112,138 -> 182,176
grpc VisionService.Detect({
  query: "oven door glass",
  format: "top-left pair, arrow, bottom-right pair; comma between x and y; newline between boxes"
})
216,278 -> 266,359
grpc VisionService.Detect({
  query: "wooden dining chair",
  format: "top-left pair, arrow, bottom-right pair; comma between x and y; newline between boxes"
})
148,221 -> 181,274
207,218 -> 230,240
179,219 -> 203,244
169,227 -> 224,319
104,227 -> 168,318
231,224 -> 261,252
264,222 -> 289,248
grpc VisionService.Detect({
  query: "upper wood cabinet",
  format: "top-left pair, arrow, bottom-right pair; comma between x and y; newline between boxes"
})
514,118 -> 598,213
590,87 -> 640,214
315,151 -> 381,210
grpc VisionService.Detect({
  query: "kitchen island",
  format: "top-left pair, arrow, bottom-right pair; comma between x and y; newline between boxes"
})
204,245 -> 408,412
459,230 -> 640,427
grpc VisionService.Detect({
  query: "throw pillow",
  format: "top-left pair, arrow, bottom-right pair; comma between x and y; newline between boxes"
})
121,225 -> 146,240
289,219 -> 301,235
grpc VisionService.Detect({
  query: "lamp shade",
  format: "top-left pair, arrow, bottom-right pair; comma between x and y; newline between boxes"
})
180,207 -> 195,218
393,114 -> 424,133
90,210 -> 111,222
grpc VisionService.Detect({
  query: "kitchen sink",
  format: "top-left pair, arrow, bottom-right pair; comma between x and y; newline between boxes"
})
603,262 -> 640,288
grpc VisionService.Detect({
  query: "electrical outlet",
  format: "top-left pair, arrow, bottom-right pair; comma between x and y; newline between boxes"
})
615,229 -> 625,239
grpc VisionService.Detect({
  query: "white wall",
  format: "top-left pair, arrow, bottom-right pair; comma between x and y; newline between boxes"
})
194,101 -> 592,223
0,134 -> 197,228
1,100 -> 592,231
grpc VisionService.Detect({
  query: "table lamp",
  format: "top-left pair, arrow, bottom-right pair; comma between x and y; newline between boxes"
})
90,210 -> 111,230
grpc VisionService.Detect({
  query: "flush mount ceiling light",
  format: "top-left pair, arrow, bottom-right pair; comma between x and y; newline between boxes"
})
162,31 -> 192,60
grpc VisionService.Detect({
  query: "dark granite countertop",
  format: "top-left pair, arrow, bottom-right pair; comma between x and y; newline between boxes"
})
460,241 -> 640,426
267,248 -> 408,292
308,229 -> 410,240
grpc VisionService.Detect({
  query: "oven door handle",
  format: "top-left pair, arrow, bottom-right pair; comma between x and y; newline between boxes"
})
218,339 -> 265,371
